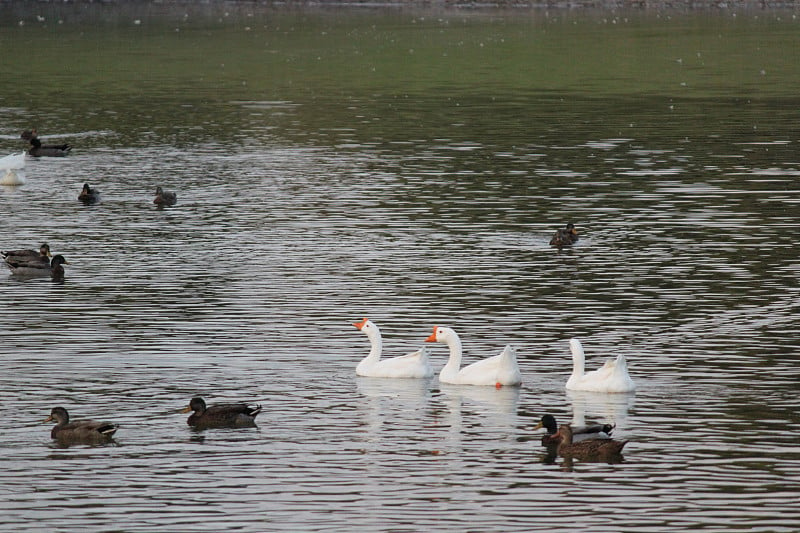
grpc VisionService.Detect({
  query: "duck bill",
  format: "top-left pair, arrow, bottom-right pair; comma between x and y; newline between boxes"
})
43,415 -> 54,422
352,317 -> 368,330
179,405 -> 192,413
533,421 -> 543,431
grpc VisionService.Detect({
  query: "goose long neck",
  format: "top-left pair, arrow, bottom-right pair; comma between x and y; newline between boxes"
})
365,328 -> 383,360
443,332 -> 463,369
570,339 -> 585,376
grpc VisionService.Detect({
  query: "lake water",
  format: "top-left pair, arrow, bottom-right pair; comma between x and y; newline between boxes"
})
1,3 -> 799,531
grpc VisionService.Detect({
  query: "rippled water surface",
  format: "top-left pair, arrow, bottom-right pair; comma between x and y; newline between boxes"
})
1,4 -> 799,532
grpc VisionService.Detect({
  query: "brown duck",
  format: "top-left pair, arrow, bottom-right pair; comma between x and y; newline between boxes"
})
181,397 -> 262,429
535,414 -> 614,446
44,406 -> 118,443
154,186 -> 177,207
555,423 -> 627,459
549,223 -> 579,247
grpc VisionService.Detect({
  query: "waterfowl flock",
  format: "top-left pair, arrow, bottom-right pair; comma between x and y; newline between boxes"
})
1,131 -> 179,282
5,130 -> 628,463
353,318 -> 636,462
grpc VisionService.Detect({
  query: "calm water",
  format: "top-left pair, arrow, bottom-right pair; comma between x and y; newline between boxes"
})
1,4 -> 799,532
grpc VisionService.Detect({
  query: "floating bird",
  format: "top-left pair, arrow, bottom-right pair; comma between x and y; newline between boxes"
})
425,326 -> 522,387
534,414 -> 614,446
154,186 -> 177,207
21,129 -> 71,157
554,423 -> 627,460
78,183 -> 100,204
4,251 -> 67,280
181,397 -> 262,429
44,406 -> 118,443
566,338 -> 635,393
2,243 -> 51,270
353,318 -> 433,378
549,223 -> 578,247
49,255 -> 67,282
0,151 -> 26,185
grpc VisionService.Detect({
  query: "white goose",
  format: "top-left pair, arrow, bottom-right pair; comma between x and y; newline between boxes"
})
425,326 -> 522,387
0,151 -> 26,186
353,318 -> 433,379
565,338 -> 635,393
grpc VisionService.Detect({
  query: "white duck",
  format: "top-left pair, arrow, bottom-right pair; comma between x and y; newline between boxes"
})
425,326 -> 522,387
353,318 -> 433,379
565,338 -> 635,393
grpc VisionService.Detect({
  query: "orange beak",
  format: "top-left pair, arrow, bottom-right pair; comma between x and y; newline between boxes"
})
425,326 -> 438,342
353,317 -> 368,330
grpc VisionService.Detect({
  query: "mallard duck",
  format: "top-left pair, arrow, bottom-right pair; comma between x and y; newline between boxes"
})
44,406 -> 118,442
555,423 -> 627,459
566,338 -> 636,393
549,223 -> 579,247
154,186 -> 177,207
5,252 -> 67,280
21,129 -> 71,157
78,183 -> 100,204
353,318 -> 433,378
534,414 -> 614,445
49,255 -> 67,282
181,397 -> 262,429
2,243 -> 51,270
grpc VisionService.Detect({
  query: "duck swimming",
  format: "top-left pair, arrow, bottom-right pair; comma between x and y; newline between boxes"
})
549,223 -> 578,247
181,397 -> 262,429
21,129 -> 71,157
4,252 -> 67,280
2,243 -> 51,270
78,183 -> 100,204
534,414 -> 614,446
154,186 -> 177,207
44,406 -> 118,443
554,423 -> 628,460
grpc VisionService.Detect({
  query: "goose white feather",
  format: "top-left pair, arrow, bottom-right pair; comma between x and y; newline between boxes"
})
425,326 -> 522,387
0,151 -> 26,170
353,318 -> 433,378
565,338 -> 635,393
0,152 -> 26,185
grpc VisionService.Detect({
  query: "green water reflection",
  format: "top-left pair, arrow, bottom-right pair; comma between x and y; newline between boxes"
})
1,5 -> 798,150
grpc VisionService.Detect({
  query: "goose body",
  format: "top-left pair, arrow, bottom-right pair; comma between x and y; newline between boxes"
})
154,186 -> 177,207
45,406 -> 118,443
550,223 -> 578,247
555,423 -> 627,459
566,338 -> 635,393
181,397 -> 261,429
425,326 -> 522,387
534,414 -> 614,446
353,318 -> 433,378
21,130 -> 71,157
0,151 -> 26,185
78,183 -> 100,204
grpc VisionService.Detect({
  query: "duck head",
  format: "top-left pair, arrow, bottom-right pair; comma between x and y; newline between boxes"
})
44,406 -> 70,424
181,397 -> 207,414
